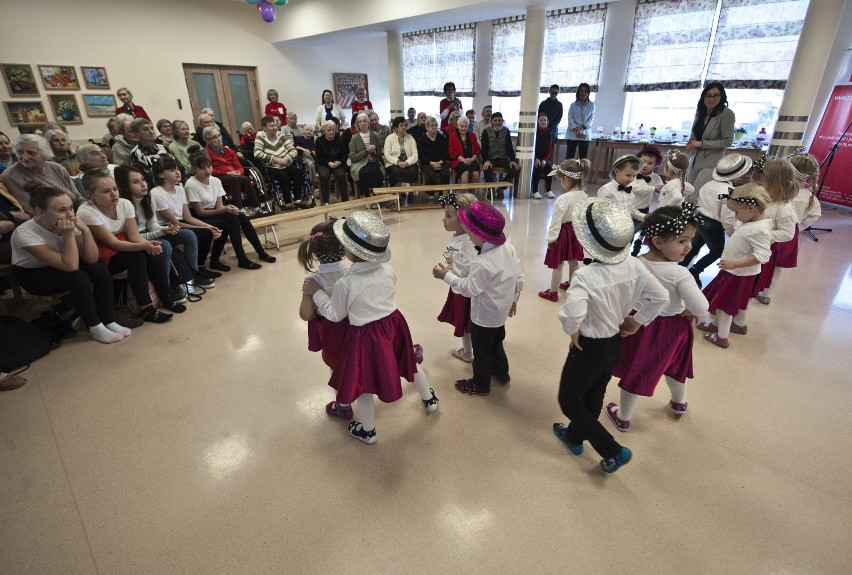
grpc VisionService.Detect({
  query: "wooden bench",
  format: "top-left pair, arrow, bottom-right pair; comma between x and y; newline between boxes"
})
382,181 -> 515,210
250,193 -> 399,250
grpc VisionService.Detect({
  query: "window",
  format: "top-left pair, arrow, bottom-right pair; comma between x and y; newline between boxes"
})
402,25 -> 476,97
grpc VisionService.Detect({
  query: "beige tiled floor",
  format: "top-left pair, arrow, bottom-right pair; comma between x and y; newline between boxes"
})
2,191 -> 851,574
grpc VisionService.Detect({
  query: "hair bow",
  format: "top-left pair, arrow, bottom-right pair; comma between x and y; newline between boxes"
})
718,193 -> 759,206
643,202 -> 703,239
664,151 -> 682,174
752,153 -> 768,173
438,190 -> 460,209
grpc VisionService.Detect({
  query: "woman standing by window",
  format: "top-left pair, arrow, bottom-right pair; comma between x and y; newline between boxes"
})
565,83 -> 594,161
686,82 -> 735,194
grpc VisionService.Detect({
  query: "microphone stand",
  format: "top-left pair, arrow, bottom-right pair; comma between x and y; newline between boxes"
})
807,118 -> 851,241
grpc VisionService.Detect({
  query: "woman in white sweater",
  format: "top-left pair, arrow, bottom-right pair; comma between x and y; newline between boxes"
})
383,117 -> 419,186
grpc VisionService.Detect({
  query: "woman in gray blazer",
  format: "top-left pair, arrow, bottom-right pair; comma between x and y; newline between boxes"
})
349,112 -> 385,197
686,82 -> 735,194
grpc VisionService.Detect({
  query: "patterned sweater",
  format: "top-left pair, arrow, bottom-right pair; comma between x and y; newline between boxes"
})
253,132 -> 297,166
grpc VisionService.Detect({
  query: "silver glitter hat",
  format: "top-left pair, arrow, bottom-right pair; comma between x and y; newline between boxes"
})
571,197 -> 634,264
712,153 -> 752,182
332,211 -> 391,263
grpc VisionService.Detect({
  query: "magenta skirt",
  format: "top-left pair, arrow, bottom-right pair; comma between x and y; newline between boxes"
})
612,315 -> 694,396
703,270 -> 757,316
544,222 -> 585,269
753,227 -> 799,294
437,288 -> 472,337
308,316 -> 350,369
329,309 -> 418,405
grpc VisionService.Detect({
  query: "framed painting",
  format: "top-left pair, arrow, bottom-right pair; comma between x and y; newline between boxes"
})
3,100 -> 48,126
1,64 -> 39,96
81,66 -> 110,90
83,94 -> 117,117
333,73 -> 368,109
48,94 -> 82,124
38,65 -> 81,90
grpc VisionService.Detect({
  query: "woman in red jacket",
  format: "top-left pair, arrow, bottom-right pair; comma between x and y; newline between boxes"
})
448,116 -> 480,184
264,89 -> 287,127
202,126 -> 263,215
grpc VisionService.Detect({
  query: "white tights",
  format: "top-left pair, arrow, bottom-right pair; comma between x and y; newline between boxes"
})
618,377 -> 687,421
759,268 -> 782,298
715,309 -> 748,338
461,333 -> 473,355
550,261 -> 579,292
355,369 -> 433,432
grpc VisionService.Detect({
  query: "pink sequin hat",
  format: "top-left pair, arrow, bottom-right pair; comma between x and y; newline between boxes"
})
457,201 -> 506,246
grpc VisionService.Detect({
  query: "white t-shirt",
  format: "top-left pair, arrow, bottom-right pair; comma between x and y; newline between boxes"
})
639,257 -> 708,317
76,199 -> 135,235
151,185 -> 189,224
11,218 -> 81,269
185,176 -> 226,210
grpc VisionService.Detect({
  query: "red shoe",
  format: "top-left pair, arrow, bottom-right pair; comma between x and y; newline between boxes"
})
326,401 -> 353,420
703,332 -> 729,348
559,281 -> 570,290
538,289 -> 558,302
696,322 -> 717,333
413,343 -> 424,364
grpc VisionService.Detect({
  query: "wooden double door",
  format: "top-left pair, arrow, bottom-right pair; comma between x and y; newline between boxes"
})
183,64 -> 261,137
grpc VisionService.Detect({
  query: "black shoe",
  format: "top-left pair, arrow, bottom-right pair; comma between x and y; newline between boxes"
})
259,253 -> 277,263
193,274 -> 215,288
141,306 -> 173,324
210,261 -> 232,272
197,266 -> 222,279
113,305 -> 144,328
238,260 -> 262,270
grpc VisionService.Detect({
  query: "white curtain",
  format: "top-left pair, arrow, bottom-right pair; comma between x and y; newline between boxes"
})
403,25 -> 476,97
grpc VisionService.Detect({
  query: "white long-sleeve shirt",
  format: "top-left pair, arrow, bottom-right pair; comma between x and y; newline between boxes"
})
720,218 -> 772,276
307,260 -> 348,294
791,188 -> 821,229
559,257 -> 668,339
630,172 -> 663,210
597,180 -> 646,222
764,202 -> 796,244
312,261 -> 396,327
546,190 -> 587,243
639,257 -> 708,317
696,179 -> 732,221
657,179 -> 693,208
443,241 -> 524,328
445,233 -> 477,277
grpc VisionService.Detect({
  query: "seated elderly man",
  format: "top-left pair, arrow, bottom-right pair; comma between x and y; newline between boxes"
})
254,115 -> 305,210
101,116 -> 120,149
129,118 -> 182,187
1,134 -> 83,214
407,112 -> 428,141
72,143 -> 117,194
368,112 -> 391,146
110,114 -> 138,166
194,109 -> 237,152
479,112 -> 519,199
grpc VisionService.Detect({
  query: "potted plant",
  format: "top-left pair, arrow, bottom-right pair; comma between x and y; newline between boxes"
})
57,99 -> 76,121
735,127 -> 747,141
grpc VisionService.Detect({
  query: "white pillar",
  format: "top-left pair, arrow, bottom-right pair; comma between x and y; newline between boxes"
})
472,21 -> 492,117
594,0 -> 636,132
387,31 -> 404,121
769,0 -> 845,157
517,7 -> 546,199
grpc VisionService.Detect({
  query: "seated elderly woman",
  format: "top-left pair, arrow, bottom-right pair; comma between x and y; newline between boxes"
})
417,116 -> 451,187
101,117 -> 119,149
156,119 -> 174,149
349,112 -> 385,199
282,112 -> 300,142
448,116 -> 481,184
129,118 -> 180,188
110,114 -> 138,167
0,131 -> 16,173
383,117 -> 419,186
44,128 -> 78,175
168,120 -> 196,174
202,125 -> 264,215
71,143 -> 117,194
315,120 -> 347,205
254,115 -> 305,210
293,124 -> 317,187
1,134 -> 83,215
443,111 -> 461,141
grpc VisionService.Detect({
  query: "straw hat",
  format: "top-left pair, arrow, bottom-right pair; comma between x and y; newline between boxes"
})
332,211 -> 391,263
712,153 -> 752,182
571,197 -> 634,264
608,154 -> 641,180
457,201 -> 506,246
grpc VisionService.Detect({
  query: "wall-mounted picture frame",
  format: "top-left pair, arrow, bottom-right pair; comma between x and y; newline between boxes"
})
83,94 -> 117,117
48,94 -> 83,124
38,65 -> 81,90
1,64 -> 40,96
81,66 -> 110,90
3,100 -> 48,125
333,72 -> 368,109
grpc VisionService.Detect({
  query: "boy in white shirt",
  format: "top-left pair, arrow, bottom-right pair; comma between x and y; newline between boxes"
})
433,201 -> 524,396
596,155 -> 646,227
631,144 -> 665,214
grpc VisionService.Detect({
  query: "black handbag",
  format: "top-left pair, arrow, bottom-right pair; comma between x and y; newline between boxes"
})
0,314 -> 54,373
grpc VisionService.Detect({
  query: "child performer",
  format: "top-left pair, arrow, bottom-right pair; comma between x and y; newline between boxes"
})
436,191 -> 478,363
750,157 -> 798,305
304,211 -> 438,444
606,204 -> 708,431
597,155 -> 646,227
789,152 -> 822,234
432,201 -> 524,396
538,159 -> 589,302
681,153 -> 752,288
657,151 -> 693,208
552,197 -> 668,473
697,183 -> 772,348
631,144 -> 664,216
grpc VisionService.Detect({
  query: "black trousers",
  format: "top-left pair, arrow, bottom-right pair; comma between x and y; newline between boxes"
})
356,162 -> 383,197
387,164 -> 419,186
421,162 -> 451,186
317,164 -> 348,203
565,140 -> 590,160
557,334 -> 622,459
532,163 -> 553,194
189,227 -> 214,268
14,262 -> 115,327
471,323 -> 509,392
194,211 -> 265,264
267,164 -> 303,204
107,251 -> 170,308
484,158 -> 518,184
682,217 -> 725,273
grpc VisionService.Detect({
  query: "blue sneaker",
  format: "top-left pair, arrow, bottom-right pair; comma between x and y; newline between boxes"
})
552,423 -> 583,455
601,446 -> 633,473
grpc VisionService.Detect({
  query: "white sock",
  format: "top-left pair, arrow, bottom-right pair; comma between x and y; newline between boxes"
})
356,394 -> 376,431
89,323 -> 124,344
462,333 -> 473,356
734,308 -> 748,328
618,389 -> 640,421
666,376 -> 687,404
716,311 -> 733,339
105,322 -> 131,337
760,268 -> 782,298
411,370 -> 433,401
550,265 -> 563,292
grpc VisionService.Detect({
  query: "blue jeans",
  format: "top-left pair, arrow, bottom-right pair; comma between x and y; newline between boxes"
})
159,230 -> 199,275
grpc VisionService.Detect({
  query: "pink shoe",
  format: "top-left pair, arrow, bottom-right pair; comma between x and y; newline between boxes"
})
413,343 -> 424,364
696,322 -> 717,333
559,281 -> 570,290
670,401 -> 688,416
605,402 -> 630,432
538,289 -> 558,302
326,401 -> 353,420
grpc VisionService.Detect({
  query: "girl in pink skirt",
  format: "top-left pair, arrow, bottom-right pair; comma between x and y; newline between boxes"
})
750,157 -> 798,305
538,159 -> 589,302
606,204 -> 708,431
697,184 -> 772,349
303,211 -> 438,444
437,191 -> 478,363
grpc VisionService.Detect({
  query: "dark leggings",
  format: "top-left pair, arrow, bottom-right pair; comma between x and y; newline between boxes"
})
218,174 -> 260,209
188,227 -> 214,268
387,164 -> 419,186
356,163 -> 383,197
107,251 -> 170,308
267,164 -> 303,204
194,210 -> 265,263
565,140 -> 590,160
14,262 -> 115,327
532,163 -> 553,194
682,217 -> 725,273
317,164 -> 348,204
421,162 -> 451,185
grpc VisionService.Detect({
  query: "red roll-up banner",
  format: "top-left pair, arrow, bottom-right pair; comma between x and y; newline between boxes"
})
809,85 -> 852,208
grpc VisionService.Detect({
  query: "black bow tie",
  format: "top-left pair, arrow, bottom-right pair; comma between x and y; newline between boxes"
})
636,174 -> 651,183
618,185 -> 633,193
474,245 -> 482,254
583,258 -> 602,265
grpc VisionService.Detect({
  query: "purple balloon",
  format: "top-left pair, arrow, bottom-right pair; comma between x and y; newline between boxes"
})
259,1 -> 276,22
